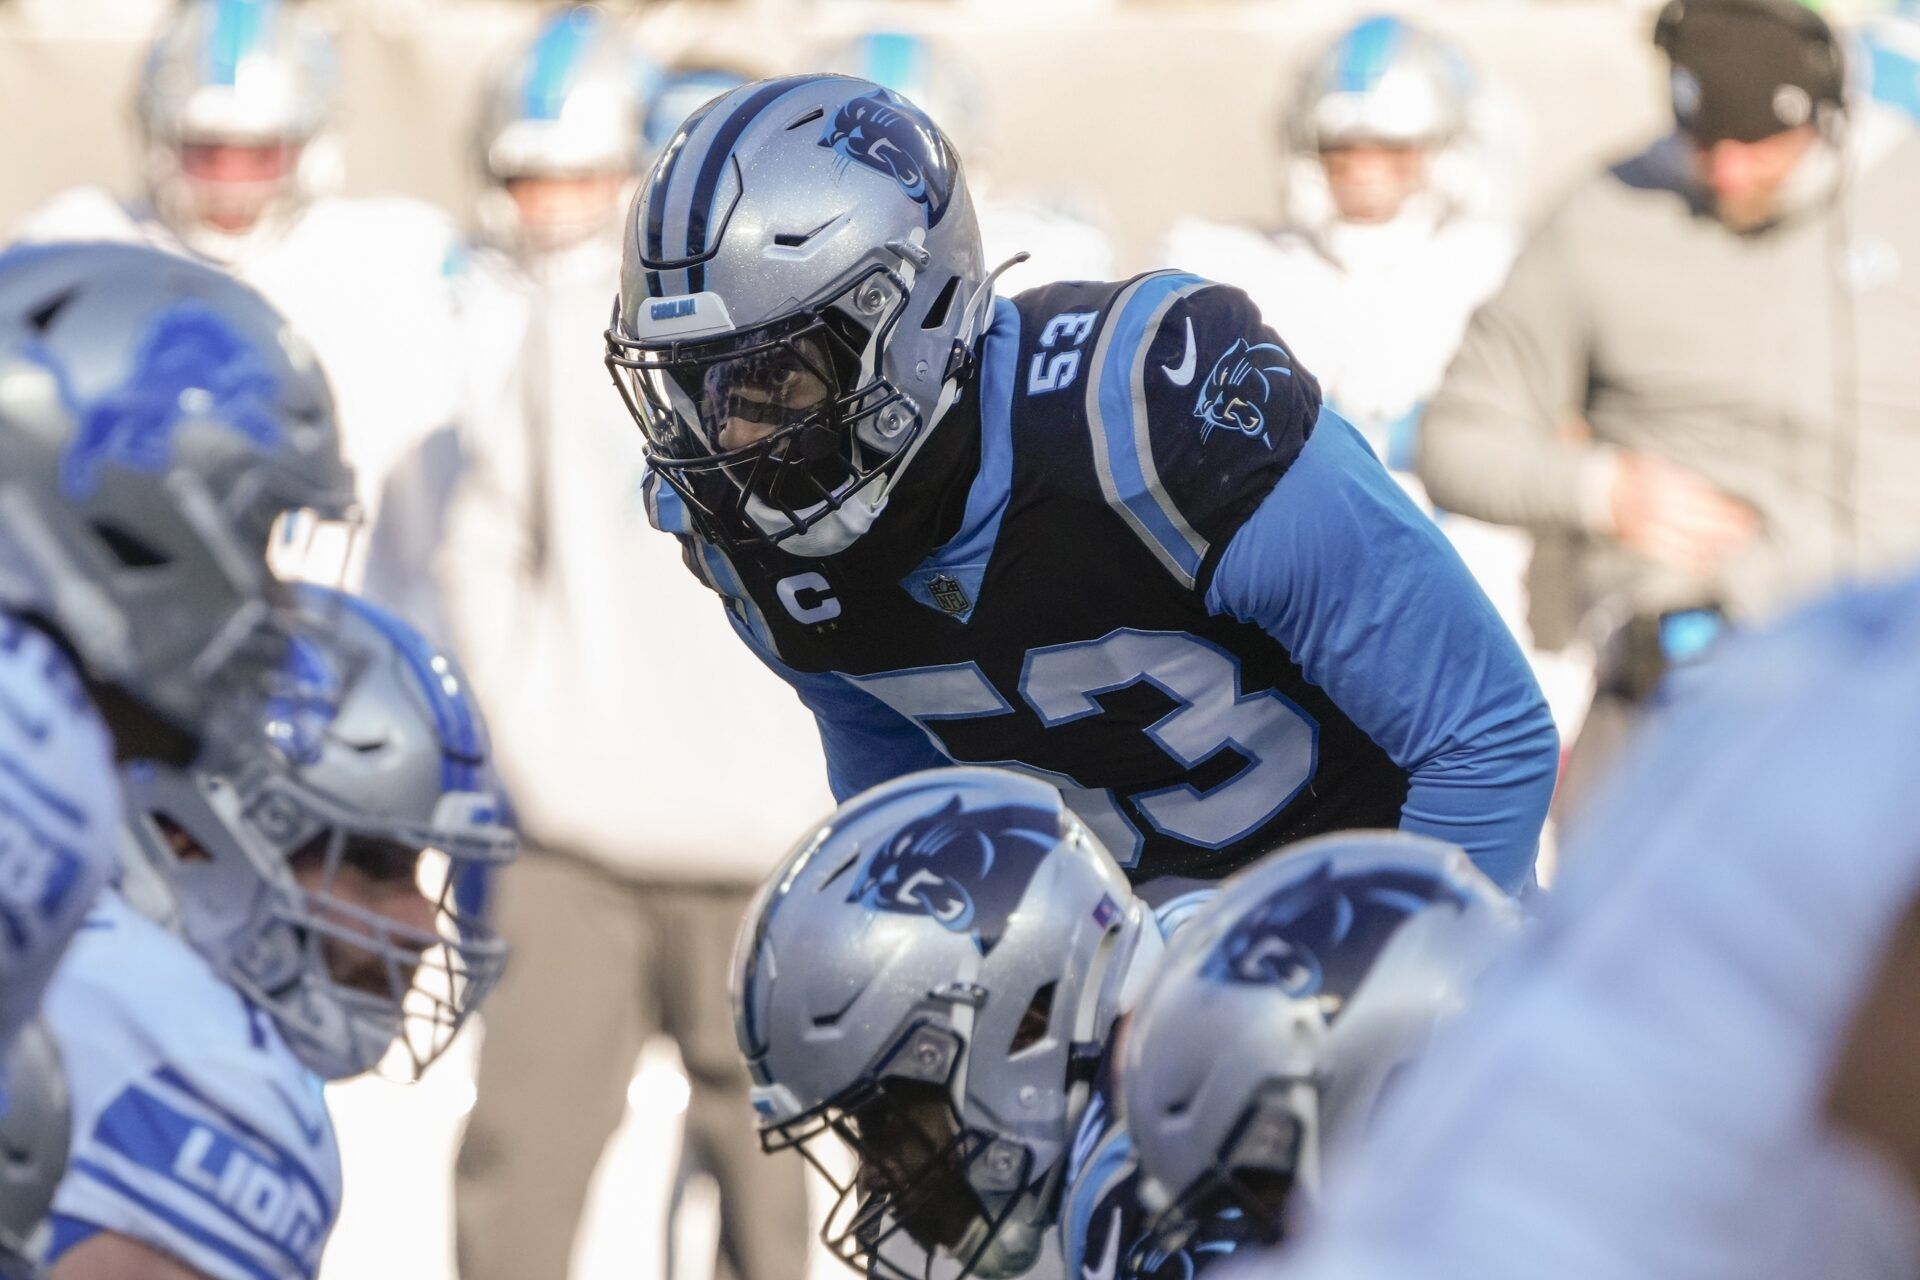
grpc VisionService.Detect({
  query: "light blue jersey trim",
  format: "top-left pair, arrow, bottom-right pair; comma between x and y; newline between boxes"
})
1204,411 -> 1556,892
901,297 -> 1021,622
1084,273 -> 1212,589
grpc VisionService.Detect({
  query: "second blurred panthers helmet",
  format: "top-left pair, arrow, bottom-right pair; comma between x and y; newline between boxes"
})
732,768 -> 1160,1280
606,73 -> 989,557
1286,15 -> 1472,154
0,242 -> 354,744
136,0 -> 342,257
122,587 -> 515,1081
1121,832 -> 1519,1260
477,5 -> 652,183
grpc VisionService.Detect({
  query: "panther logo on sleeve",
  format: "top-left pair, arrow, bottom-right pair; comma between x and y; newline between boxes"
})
819,89 -> 954,226
1193,338 -> 1297,450
847,796 -> 1059,953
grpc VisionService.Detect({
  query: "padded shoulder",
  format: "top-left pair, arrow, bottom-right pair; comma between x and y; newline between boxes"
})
43,892 -> 339,1280
1006,273 -> 1322,591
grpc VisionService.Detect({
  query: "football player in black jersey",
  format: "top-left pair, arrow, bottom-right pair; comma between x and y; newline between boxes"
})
606,74 -> 1558,896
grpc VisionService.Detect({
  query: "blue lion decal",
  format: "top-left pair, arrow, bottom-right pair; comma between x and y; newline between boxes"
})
819,89 -> 954,226
847,795 -> 1058,954
1192,339 -> 1295,449
1204,863 -> 1469,1012
58,299 -> 284,499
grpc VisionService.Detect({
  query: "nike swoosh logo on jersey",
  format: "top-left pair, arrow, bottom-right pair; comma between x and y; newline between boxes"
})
0,689 -> 50,745
1083,1206 -> 1123,1280
268,1079 -> 329,1148
1162,317 -> 1197,387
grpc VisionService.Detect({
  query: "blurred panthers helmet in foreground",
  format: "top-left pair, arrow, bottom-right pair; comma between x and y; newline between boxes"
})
123,587 -> 515,1081
0,242 -> 353,743
1121,832 -> 1519,1260
137,0 -> 342,259
0,1020 -> 67,1280
475,4 -> 655,252
732,768 -> 1160,1280
607,73 -> 990,557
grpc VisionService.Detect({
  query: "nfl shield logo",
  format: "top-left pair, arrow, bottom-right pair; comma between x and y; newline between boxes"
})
929,574 -> 971,615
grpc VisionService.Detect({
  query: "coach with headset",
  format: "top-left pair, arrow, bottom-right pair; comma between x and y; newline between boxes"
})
1415,0 -> 1920,815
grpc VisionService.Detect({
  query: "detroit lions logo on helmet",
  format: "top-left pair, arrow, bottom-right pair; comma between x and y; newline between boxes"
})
1192,339 -> 1295,450
57,299 -> 284,498
847,796 -> 1058,954
819,88 -> 954,226
1205,863 -> 1470,1012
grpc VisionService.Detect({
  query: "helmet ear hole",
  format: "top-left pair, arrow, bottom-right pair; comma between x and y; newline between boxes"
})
90,520 -> 171,569
918,274 -> 961,331
1008,981 -> 1056,1057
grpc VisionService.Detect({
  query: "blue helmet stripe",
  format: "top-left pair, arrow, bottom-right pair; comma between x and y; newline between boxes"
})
641,91 -> 732,295
334,594 -> 486,792
682,74 -> 823,293
203,0 -> 274,89
1335,15 -> 1404,94
519,5 -> 600,122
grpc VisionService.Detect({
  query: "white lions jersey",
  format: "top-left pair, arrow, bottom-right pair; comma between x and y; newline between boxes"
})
1269,573 -> 1920,1280
12,187 -> 469,589
39,889 -> 341,1280
0,613 -> 114,1058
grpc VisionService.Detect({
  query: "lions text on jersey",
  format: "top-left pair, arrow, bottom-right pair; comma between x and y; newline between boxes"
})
647,274 -> 1557,892
40,890 -> 341,1280
0,614 -> 114,1058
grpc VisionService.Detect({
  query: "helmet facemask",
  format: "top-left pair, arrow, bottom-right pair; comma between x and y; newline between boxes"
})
762,1024 -> 1041,1280
608,262 -> 926,552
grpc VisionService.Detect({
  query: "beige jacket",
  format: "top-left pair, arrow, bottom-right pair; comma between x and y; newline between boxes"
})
1419,122 -> 1920,638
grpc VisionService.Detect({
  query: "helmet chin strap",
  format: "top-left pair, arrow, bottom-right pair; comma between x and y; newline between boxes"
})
763,252 -> 1031,561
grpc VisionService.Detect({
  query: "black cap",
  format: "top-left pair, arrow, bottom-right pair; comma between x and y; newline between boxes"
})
1654,0 -> 1844,144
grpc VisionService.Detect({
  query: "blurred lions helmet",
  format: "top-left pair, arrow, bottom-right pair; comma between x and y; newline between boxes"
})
1121,832 -> 1519,1262
475,4 -> 656,252
137,0 -> 342,259
607,73 -> 992,557
732,768 -> 1161,1280
0,242 -> 354,744
0,1020 -> 67,1280
122,587 -> 515,1081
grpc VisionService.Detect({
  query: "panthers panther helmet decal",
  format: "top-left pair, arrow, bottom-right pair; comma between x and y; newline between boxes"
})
817,88 -> 955,225
1204,860 -> 1475,1009
1194,338 -> 1298,449
846,793 -> 1057,954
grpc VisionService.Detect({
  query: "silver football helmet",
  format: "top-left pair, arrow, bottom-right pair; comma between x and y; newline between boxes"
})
733,768 -> 1161,1280
137,0 -> 341,258
0,242 -> 353,743
607,73 -> 992,556
1120,832 -> 1519,1261
474,4 -> 654,252
122,586 -> 515,1081
0,1019 -> 67,1280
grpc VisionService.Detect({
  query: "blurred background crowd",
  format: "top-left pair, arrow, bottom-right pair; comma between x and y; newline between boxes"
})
12,0 -> 1920,1276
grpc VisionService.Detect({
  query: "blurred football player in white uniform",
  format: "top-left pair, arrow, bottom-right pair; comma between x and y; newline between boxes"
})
12,0 -> 469,588
37,587 -> 513,1280
1266,570 -> 1920,1280
824,30 -> 1115,294
0,239 -> 355,1273
426,14 -> 822,1280
1157,17 -> 1588,744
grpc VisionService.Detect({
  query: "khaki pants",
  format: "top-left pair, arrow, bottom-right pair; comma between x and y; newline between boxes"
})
455,851 -> 809,1280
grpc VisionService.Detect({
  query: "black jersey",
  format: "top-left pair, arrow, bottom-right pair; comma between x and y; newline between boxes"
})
646,273 -> 1556,890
